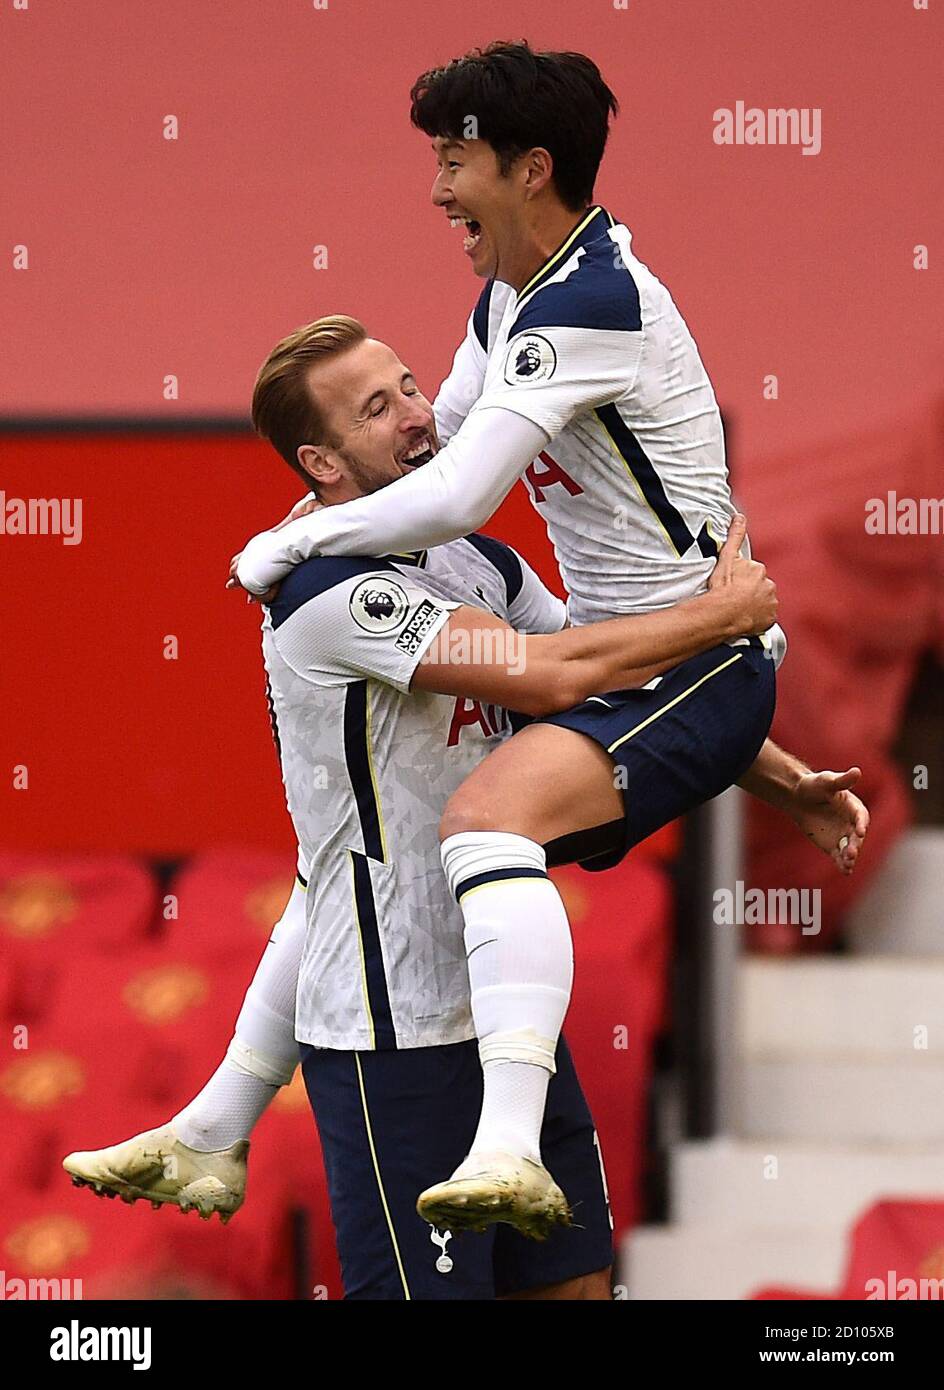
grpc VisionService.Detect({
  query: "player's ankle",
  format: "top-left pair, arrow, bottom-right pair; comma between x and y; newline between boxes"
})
465,1134 -> 542,1166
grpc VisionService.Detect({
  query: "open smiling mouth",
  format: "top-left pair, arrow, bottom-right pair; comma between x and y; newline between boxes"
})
400,436 -> 435,469
449,215 -> 483,254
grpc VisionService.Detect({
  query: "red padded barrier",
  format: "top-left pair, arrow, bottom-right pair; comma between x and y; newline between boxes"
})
752,1198 -> 944,1301
555,855 -> 673,1234
840,1199 -> 944,1301
741,396 -> 944,950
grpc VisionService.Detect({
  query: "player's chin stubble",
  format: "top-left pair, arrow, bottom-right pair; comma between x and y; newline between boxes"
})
340,449 -> 399,496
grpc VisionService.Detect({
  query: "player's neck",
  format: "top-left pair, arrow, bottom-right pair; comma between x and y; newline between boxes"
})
499,204 -> 593,294
319,483 -> 364,507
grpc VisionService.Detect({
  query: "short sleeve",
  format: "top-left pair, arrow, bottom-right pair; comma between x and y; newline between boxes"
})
473,323 -> 641,439
505,551 -> 567,635
271,561 -> 457,694
474,240 -> 644,438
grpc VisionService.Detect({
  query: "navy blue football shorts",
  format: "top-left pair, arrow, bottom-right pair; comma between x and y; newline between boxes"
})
537,638 -> 776,872
299,1036 -> 613,1300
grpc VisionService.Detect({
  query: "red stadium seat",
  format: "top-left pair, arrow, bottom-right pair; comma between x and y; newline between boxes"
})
0,854 -> 158,1025
1,844 -> 670,1290
161,850 -> 296,950
0,1189 -> 172,1301
0,969 -> 160,1201
0,853 -> 157,956
0,935 -> 335,1299
1,936 -> 267,1188
0,1182 -> 292,1300
58,940 -> 273,1130
839,1199 -> 944,1301
752,1198 -> 944,1301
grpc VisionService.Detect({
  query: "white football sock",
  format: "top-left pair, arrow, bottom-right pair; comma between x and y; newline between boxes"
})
172,880 -> 306,1152
171,1064 -> 278,1153
441,831 -> 574,1165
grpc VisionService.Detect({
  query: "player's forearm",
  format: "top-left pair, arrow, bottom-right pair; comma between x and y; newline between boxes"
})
737,739 -> 811,812
235,408 -> 547,594
541,589 -> 748,698
415,591 -> 737,718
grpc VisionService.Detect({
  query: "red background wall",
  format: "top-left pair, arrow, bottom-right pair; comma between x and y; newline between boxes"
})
2,1 -> 940,858
0,435 -> 560,857
2,0 -> 941,464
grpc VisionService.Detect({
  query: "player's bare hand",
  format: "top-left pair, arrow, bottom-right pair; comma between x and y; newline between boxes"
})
286,496 -> 323,524
708,513 -> 778,636
788,766 -> 870,874
225,552 -> 279,604
224,496 -> 319,597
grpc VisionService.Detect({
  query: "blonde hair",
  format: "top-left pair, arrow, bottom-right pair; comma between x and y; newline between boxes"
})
251,315 -> 367,485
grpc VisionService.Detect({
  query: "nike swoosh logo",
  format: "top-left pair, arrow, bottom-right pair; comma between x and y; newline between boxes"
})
466,938 -> 498,959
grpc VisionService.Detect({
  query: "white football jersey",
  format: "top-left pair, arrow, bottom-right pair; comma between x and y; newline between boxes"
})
436,204 -> 761,631
261,534 -> 565,1051
238,203 -> 782,670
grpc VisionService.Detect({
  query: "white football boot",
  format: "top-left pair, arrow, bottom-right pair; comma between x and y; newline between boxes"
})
62,1125 -> 247,1223
417,1151 -> 571,1241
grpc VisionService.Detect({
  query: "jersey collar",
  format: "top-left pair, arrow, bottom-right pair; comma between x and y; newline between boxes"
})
516,205 -> 615,303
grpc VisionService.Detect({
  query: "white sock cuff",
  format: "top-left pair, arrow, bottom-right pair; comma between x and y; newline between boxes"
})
440,830 -> 547,898
226,1038 -> 296,1088
478,1028 -> 558,1074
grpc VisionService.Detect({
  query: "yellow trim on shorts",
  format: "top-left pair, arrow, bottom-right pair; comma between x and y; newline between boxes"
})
608,653 -> 744,755
354,1054 -> 411,1301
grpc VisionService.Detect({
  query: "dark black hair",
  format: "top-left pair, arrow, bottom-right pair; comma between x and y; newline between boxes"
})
410,40 -> 619,211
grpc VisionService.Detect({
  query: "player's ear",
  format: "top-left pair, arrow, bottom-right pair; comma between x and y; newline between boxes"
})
297,443 -> 340,488
522,147 -> 554,197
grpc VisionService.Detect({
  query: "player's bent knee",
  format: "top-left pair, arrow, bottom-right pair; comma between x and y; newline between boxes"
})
438,793 -> 500,842
439,789 -> 537,842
